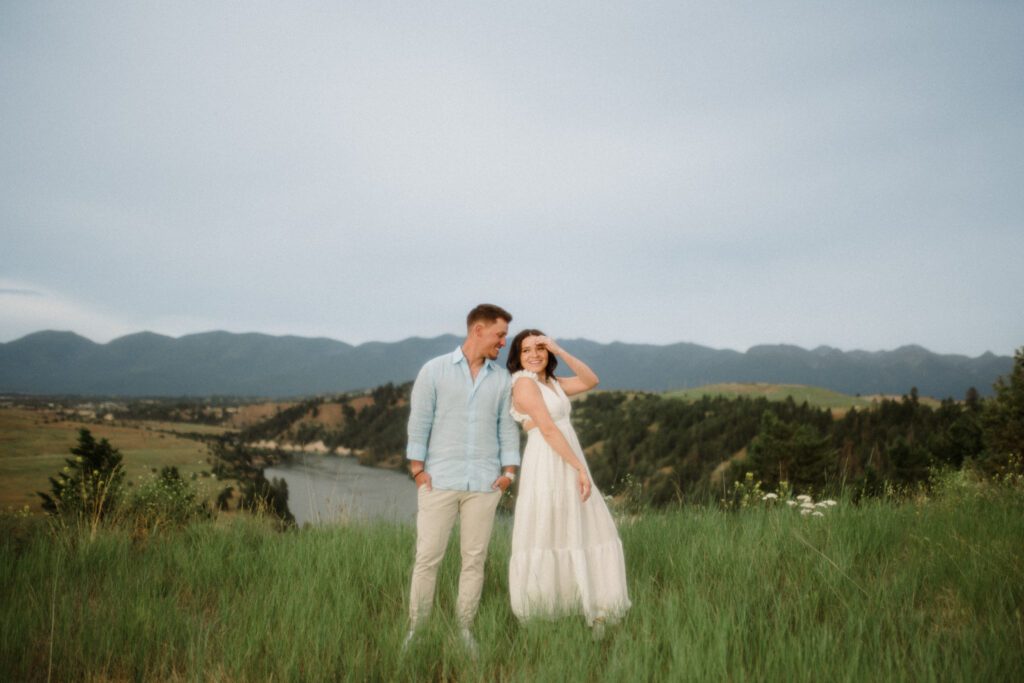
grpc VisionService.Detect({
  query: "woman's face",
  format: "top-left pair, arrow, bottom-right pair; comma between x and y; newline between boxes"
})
519,335 -> 549,375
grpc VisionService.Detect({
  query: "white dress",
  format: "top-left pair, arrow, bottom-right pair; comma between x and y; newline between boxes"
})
508,370 -> 631,625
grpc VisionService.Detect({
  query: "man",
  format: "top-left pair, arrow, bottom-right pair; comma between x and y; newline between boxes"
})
404,304 -> 520,655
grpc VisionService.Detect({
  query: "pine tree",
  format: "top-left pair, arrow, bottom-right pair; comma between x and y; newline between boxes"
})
39,428 -> 125,520
887,436 -> 930,484
748,411 -> 834,490
238,472 -> 294,524
983,347 -> 1024,460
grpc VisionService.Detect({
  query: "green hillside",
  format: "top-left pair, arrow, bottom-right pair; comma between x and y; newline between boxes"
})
666,383 -> 874,410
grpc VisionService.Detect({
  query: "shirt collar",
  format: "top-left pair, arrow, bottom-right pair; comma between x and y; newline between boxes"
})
450,346 -> 466,364
451,346 -> 499,372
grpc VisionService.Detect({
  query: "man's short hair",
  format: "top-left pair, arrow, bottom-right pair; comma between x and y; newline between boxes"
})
466,303 -> 512,329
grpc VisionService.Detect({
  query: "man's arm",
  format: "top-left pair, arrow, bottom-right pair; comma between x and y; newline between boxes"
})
490,383 -> 521,492
408,460 -> 431,490
406,363 -> 435,488
497,377 -> 521,470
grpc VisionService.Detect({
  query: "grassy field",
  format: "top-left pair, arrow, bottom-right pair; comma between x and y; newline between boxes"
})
2,479 -> 1021,682
0,408 -> 224,512
663,382 -> 938,412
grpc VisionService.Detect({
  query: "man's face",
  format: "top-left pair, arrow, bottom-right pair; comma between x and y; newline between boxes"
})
478,319 -> 509,360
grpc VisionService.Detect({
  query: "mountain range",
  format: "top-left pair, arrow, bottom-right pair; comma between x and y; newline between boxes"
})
0,330 -> 1012,399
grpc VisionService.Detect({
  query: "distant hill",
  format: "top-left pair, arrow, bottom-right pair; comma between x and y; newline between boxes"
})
665,382 -> 946,411
665,383 -> 875,410
0,330 -> 1012,399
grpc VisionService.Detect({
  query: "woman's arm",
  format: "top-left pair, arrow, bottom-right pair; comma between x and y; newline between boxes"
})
538,337 -> 599,397
513,377 -> 591,501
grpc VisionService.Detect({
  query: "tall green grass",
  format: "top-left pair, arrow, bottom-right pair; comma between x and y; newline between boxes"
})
2,486 -> 1022,681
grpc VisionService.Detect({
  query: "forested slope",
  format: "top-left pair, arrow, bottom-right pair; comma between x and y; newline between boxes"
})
229,350 -> 1024,506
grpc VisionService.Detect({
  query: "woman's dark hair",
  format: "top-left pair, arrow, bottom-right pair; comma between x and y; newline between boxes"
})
506,329 -> 558,380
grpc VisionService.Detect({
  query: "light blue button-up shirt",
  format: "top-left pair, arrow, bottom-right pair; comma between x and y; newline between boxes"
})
406,347 -> 521,492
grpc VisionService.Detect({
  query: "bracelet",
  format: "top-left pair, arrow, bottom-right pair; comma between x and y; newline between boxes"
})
411,470 -> 426,482
501,471 -> 517,483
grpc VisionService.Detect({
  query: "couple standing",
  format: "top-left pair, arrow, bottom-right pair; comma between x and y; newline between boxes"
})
404,304 -> 630,653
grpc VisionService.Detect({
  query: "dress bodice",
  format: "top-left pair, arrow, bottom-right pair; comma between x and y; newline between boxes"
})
510,370 -> 571,424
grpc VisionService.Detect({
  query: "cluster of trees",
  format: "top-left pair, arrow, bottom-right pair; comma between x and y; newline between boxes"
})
115,398 -> 241,425
38,386 -> 414,528
38,427 -> 295,530
208,436 -> 294,524
575,374 -> 1021,506
38,429 -> 211,533
240,398 -> 324,442
237,383 -> 411,467
738,351 -> 1022,502
229,348 -> 1023,508
324,383 -> 410,466
574,392 -> 834,504
984,350 -> 1024,469
50,349 -> 1015,524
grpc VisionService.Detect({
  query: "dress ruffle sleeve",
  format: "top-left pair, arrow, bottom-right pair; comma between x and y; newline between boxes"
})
509,370 -> 539,423
511,370 -> 539,383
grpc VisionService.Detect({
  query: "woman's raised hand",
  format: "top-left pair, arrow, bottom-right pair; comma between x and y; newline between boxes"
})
537,335 -> 564,356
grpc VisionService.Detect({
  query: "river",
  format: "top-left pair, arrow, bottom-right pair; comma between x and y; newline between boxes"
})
264,454 -> 417,526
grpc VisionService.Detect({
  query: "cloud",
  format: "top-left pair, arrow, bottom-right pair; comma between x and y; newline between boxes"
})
0,280 -> 135,343
1,3 -> 1021,355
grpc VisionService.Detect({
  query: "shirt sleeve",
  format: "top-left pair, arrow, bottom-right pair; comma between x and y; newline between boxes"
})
406,362 -> 435,461
497,377 -> 521,467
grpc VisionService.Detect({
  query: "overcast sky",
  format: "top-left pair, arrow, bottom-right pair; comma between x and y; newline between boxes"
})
2,2 -> 1022,356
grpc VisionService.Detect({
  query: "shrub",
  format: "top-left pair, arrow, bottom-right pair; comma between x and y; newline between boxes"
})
126,466 -> 210,533
238,472 -> 295,525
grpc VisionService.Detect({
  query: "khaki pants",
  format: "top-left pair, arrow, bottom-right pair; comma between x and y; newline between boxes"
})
408,487 -> 502,628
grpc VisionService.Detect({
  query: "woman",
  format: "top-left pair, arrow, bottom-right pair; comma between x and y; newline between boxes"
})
506,329 -> 630,633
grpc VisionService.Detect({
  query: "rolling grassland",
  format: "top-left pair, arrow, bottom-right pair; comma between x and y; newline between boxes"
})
2,476 -> 1021,682
0,408 -> 223,512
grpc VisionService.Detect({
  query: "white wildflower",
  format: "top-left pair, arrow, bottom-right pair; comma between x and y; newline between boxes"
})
812,511 -> 825,517
763,493 -> 778,500
815,502 -> 828,508
786,500 -> 798,507
800,509 -> 812,516
822,499 -> 838,507
800,501 -> 816,509
796,494 -> 812,503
